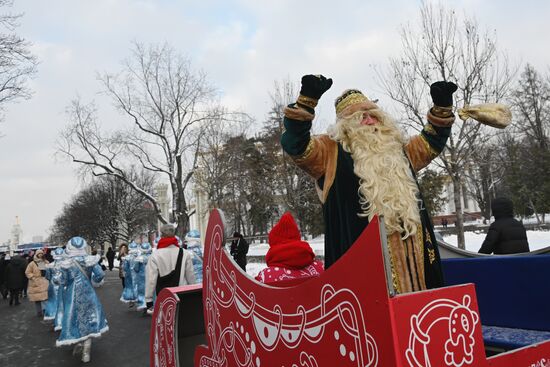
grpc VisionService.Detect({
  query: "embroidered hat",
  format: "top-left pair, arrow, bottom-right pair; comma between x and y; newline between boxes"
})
335,89 -> 369,116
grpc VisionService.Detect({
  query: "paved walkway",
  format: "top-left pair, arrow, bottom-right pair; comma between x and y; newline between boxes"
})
0,270 -> 150,366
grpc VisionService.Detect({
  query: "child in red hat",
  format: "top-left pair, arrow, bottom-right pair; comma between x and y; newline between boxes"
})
255,212 -> 324,284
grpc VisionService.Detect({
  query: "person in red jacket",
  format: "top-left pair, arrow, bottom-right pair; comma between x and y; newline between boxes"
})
256,212 -> 323,284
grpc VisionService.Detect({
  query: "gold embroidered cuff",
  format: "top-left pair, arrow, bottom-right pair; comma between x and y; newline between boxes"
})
297,94 -> 319,109
427,110 -> 455,127
284,105 -> 315,121
431,106 -> 454,118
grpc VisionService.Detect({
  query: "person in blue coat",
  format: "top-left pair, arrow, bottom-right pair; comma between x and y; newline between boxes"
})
120,241 -> 139,306
43,247 -> 66,322
186,230 -> 203,283
54,237 -> 108,363
135,242 -> 152,311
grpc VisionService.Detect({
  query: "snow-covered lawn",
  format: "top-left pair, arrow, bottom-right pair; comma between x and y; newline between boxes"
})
245,230 -> 550,278
442,230 -> 550,252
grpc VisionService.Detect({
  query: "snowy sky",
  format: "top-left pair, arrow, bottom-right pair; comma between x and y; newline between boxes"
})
1,0 -> 550,242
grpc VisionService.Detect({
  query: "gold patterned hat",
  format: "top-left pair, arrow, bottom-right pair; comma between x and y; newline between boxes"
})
335,89 -> 369,116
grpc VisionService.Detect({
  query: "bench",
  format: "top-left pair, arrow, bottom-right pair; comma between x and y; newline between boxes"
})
442,255 -> 550,352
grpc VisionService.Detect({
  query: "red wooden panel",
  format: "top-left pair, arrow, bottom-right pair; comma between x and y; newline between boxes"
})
194,210 -> 397,367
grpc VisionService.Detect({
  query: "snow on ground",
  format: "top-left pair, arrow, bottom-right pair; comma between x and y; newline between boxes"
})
245,229 -> 550,278
442,230 -> 550,252
247,236 -> 325,257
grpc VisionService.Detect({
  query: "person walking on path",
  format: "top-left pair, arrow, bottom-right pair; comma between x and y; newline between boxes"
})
43,247 -> 66,322
0,253 -> 8,300
145,224 -> 196,313
478,197 -> 530,255
106,247 -> 115,271
120,242 -> 139,307
25,249 -> 49,317
5,254 -> 26,306
54,236 -> 108,363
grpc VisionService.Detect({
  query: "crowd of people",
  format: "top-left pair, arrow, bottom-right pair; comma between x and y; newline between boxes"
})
117,224 -> 202,316
0,237 -> 108,363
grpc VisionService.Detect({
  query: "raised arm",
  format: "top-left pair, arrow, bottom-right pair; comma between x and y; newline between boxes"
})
281,75 -> 336,180
406,81 -> 458,172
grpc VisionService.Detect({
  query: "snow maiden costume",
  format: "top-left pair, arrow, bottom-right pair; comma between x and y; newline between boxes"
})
54,236 -> 108,363
281,75 -> 458,294
120,241 -> 139,304
134,242 -> 152,310
43,247 -> 66,323
186,230 -> 203,283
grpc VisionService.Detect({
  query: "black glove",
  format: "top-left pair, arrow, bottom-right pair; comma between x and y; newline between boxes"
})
300,74 -> 333,100
41,270 -> 46,277
430,81 -> 458,107
146,302 -> 154,309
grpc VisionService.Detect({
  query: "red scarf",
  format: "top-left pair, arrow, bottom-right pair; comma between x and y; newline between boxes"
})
265,240 -> 315,270
157,237 -> 179,249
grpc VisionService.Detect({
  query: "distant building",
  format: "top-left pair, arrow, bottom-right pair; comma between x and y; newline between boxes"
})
10,216 -> 23,255
32,235 -> 44,243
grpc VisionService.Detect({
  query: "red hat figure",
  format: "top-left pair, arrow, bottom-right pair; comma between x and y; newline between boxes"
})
257,212 -> 323,284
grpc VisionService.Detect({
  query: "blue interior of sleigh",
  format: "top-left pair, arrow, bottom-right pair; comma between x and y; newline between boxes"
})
442,255 -> 550,351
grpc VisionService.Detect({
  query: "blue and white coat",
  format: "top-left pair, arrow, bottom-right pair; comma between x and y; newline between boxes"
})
134,242 -> 152,310
120,242 -> 139,303
54,237 -> 108,346
43,248 -> 66,324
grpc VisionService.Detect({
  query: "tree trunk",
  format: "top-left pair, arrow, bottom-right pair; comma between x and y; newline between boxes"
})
177,213 -> 189,238
452,176 -> 466,249
529,198 -> 541,224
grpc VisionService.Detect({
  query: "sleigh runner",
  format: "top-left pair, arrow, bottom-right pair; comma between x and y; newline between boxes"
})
151,209 -> 550,367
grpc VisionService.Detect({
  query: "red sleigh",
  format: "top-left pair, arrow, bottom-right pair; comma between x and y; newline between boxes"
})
150,209 -> 550,367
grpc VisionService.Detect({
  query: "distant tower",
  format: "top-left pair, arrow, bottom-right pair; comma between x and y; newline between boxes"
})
10,216 -> 23,254
155,184 -> 171,231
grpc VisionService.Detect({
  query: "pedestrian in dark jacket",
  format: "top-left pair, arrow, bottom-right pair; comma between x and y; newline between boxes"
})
230,232 -> 249,272
479,197 -> 530,254
0,254 -> 8,299
106,247 -> 115,271
5,254 -> 27,306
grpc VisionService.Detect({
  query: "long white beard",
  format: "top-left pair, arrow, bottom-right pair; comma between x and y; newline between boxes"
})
328,110 -> 421,238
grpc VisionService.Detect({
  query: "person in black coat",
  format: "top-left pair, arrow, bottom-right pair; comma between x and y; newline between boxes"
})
230,232 -> 249,271
106,247 -> 115,271
5,254 -> 27,306
0,254 -> 8,299
478,197 -> 530,254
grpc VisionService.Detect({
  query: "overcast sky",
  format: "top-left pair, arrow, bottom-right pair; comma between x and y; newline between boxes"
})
1,0 -> 549,243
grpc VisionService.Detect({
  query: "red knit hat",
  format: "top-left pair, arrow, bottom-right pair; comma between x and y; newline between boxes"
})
268,212 -> 302,247
266,212 -> 315,269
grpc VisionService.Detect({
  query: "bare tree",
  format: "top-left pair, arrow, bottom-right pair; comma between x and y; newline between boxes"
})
511,64 -> 550,149
376,2 -> 515,248
462,141 -> 502,222
263,79 -> 323,236
0,0 -> 37,132
58,42 -> 236,236
49,172 -> 157,246
506,64 -> 550,222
